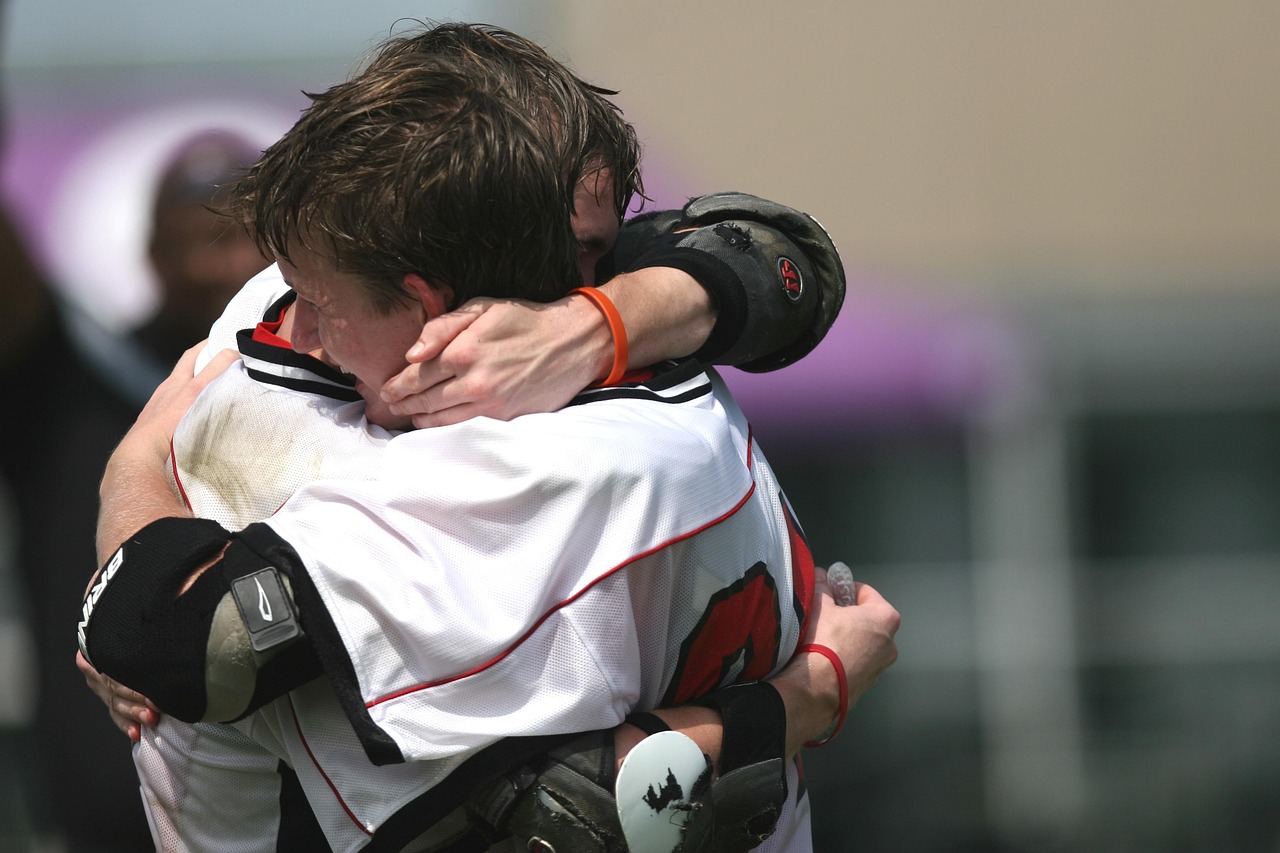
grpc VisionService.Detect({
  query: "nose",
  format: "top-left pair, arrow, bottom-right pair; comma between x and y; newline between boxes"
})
290,299 -> 321,353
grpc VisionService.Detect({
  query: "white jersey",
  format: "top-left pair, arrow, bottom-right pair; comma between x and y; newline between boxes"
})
136,264 -> 816,851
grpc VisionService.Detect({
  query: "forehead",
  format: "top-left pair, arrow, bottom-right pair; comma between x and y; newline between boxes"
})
275,245 -> 352,301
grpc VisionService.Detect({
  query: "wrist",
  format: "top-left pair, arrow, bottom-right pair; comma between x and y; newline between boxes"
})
773,647 -> 842,758
561,292 -> 615,383
570,287 -> 629,385
795,643 -> 848,747
598,268 -> 714,368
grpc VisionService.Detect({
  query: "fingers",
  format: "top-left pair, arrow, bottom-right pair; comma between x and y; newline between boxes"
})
201,346 -> 241,377
78,651 -> 161,739
382,361 -> 452,411
174,340 -> 208,372
851,580 -> 900,631
403,304 -> 484,364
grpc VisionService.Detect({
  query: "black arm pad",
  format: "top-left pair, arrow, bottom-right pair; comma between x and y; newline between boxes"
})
78,517 -> 234,722
682,681 -> 789,852
78,516 -> 316,723
609,192 -> 846,372
680,193 -> 845,370
627,222 -> 818,369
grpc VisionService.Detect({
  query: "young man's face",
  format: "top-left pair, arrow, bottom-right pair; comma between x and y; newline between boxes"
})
276,168 -> 622,429
571,167 -> 622,287
277,246 -> 431,430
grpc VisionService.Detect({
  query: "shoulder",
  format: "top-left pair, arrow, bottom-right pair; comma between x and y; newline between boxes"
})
198,264 -> 290,370
385,362 -> 748,488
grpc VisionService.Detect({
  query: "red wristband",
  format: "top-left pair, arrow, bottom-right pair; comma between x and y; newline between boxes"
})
798,642 -> 848,747
571,286 -> 629,386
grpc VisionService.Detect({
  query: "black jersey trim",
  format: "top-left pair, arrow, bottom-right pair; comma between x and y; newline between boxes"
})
362,732 -> 581,852
565,358 -> 714,408
235,522 -> 406,766
242,366 -> 363,402
262,289 -> 296,323
276,760 -> 330,848
233,305 -> 361,402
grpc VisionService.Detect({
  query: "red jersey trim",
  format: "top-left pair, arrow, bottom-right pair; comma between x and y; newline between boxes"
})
170,438 -> 193,513
288,694 -> 373,836
366,479 -> 759,709
252,303 -> 292,348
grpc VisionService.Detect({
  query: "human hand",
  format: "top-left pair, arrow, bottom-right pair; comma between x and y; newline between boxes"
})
774,564 -> 900,754
117,342 -> 240,466
806,564 -> 900,704
380,296 -> 610,428
94,344 -> 239,568
77,650 -> 160,743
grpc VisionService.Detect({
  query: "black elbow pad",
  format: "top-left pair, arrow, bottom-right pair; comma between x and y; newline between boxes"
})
78,517 -> 234,722
78,517 -> 308,723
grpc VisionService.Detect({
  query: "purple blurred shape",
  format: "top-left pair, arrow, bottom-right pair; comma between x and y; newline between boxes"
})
721,277 -> 1026,435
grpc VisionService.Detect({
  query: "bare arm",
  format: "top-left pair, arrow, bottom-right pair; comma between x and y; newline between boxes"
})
380,193 -> 839,428
379,264 -> 714,428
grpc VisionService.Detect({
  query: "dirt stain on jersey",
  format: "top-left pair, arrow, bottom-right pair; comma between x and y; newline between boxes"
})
178,385 -> 325,524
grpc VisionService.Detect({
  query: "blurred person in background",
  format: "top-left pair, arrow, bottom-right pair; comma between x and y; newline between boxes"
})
63,131 -> 272,409
1,123 -> 267,850
129,131 -> 273,394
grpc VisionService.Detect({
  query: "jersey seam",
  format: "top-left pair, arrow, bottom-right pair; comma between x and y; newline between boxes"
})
364,477 -> 759,709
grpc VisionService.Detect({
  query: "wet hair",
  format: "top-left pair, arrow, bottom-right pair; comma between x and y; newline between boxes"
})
366,22 -> 643,218
227,24 -> 586,313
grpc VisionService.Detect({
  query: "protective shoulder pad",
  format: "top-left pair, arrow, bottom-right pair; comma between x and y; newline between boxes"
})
681,193 -> 846,372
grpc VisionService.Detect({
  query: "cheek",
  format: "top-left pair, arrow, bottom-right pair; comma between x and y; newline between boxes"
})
358,312 -> 424,383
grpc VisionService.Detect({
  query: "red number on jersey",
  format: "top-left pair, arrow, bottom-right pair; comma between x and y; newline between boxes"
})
662,562 -> 783,707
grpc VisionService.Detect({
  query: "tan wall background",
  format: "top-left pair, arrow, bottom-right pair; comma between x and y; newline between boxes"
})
550,1 -> 1280,299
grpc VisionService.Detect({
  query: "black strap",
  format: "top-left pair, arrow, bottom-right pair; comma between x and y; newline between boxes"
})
624,711 -> 672,737
693,681 -> 786,774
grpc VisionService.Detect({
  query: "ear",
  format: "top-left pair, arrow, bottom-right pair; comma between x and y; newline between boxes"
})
401,273 -> 453,320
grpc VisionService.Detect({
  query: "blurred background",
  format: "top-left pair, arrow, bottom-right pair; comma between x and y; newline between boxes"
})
2,1 -> 1278,851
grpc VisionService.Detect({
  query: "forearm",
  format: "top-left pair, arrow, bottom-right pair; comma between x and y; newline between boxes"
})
615,657 -> 838,774
95,439 -> 191,567
594,266 -> 716,375
769,652 -> 841,760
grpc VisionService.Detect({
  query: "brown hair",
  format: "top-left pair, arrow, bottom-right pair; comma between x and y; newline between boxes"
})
228,25 -> 590,313
367,22 -> 644,218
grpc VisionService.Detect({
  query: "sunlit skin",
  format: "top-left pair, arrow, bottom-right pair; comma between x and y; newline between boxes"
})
278,247 -> 450,430
570,167 -> 622,287
84,172 -> 901,769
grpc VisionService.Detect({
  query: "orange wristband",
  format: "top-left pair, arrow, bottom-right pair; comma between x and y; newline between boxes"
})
571,286 -> 629,386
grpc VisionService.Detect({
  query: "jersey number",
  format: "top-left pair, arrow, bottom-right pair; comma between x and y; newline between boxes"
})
661,492 -> 816,706
662,563 -> 783,707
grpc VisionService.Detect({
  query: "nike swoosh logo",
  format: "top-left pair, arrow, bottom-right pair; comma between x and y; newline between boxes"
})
255,577 -> 274,622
